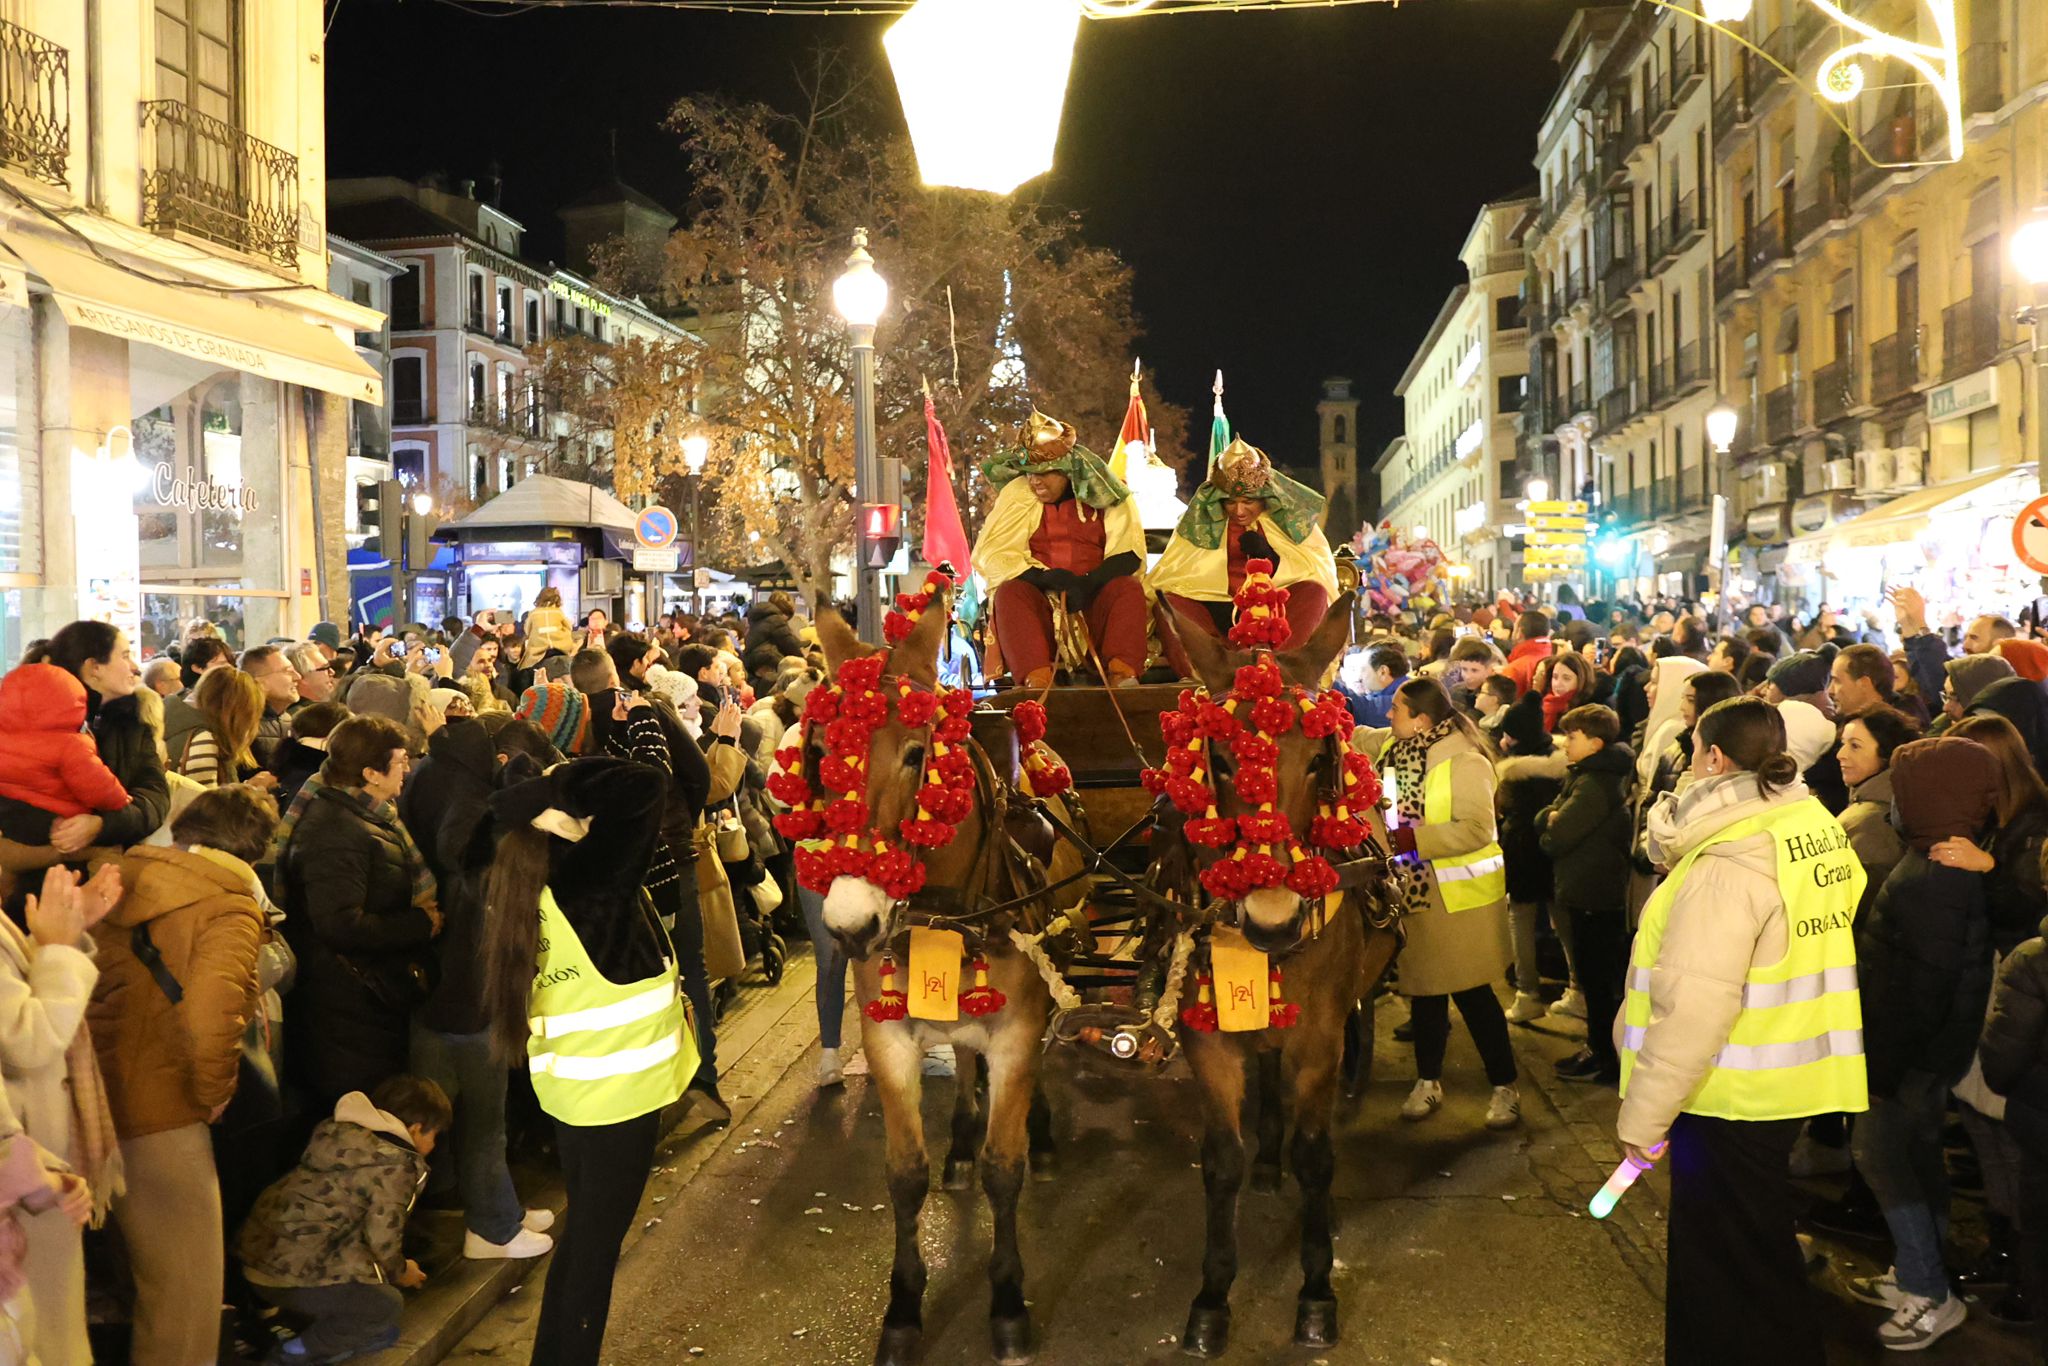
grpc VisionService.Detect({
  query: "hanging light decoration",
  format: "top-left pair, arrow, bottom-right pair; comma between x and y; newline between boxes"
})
884,0 -> 1084,195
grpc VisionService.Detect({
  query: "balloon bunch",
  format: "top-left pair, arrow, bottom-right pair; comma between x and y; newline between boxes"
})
1010,699 -> 1072,798
769,650 -> 978,902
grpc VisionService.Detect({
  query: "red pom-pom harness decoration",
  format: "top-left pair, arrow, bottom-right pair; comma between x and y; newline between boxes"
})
1010,698 -> 1072,798
1140,558 -> 1383,912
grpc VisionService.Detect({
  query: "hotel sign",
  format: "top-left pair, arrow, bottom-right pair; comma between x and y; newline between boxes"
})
548,279 -> 613,317
1927,365 -> 1998,424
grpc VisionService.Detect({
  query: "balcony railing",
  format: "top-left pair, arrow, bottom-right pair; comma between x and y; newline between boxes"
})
1713,79 -> 1749,139
1764,381 -> 1800,443
1568,380 -> 1591,415
1652,193 -> 1702,268
1674,340 -> 1706,394
1790,183 -> 1851,246
1715,239 -> 1751,299
1673,36 -> 1702,98
1599,382 -> 1639,434
1750,27 -> 1794,93
1812,357 -> 1859,425
1566,267 -> 1589,308
1943,295 -> 2002,379
1602,251 -> 1640,307
0,18 -> 67,187
139,100 -> 299,268
393,399 -> 430,425
1793,4 -> 1828,55
1749,211 -> 1790,275
1619,487 -> 1651,524
1869,331 -> 1921,403
1853,96 -> 1926,200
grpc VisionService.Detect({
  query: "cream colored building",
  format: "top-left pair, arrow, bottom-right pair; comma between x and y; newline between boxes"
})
1383,197 -> 1536,595
0,0 -> 387,660
1711,0 -> 2048,614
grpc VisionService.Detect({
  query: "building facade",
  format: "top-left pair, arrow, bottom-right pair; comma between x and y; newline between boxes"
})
1383,197 -> 1535,595
1317,376 -> 1361,541
0,0 -> 387,661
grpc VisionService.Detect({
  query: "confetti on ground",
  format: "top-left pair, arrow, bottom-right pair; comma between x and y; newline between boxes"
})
816,1226 -> 834,1234
804,1206 -> 824,1215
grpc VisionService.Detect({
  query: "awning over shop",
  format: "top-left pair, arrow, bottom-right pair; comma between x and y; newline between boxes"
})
6,231 -> 382,405
1783,465 -> 2028,566
436,473 -> 640,537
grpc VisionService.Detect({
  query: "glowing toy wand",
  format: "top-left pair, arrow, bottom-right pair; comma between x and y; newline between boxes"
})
1590,1143 -> 1667,1219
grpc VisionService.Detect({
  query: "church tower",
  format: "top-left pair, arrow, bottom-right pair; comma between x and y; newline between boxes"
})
1318,377 -> 1361,540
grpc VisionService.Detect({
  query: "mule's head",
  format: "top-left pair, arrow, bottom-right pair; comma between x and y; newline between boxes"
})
810,598 -> 988,959
1176,591 -> 1356,954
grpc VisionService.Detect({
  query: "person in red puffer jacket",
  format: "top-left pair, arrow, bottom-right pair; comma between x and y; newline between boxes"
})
0,664 -> 130,845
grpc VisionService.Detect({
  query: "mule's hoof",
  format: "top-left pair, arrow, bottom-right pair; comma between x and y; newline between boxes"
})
1180,1304 -> 1231,1358
1029,1149 -> 1059,1182
875,1323 -> 923,1366
1293,1297 -> 1340,1348
990,1313 -> 1034,1364
941,1159 -> 976,1191
1249,1161 -> 1283,1195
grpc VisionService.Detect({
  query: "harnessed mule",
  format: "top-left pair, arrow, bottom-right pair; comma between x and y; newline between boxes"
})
803,603 -> 1072,1366
1151,594 -> 1401,1358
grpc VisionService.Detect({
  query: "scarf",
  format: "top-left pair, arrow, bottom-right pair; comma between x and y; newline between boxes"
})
68,1022 -> 122,1226
1384,718 -> 1457,913
273,778 -> 436,913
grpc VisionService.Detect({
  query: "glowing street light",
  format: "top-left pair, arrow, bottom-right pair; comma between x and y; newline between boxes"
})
832,229 -> 889,329
410,490 -> 434,517
837,229 -> 892,642
2013,213 -> 2048,288
1707,403 -> 1742,455
680,433 -> 710,477
884,0 -> 1081,195
1412,524 -> 1430,542
1526,478 -> 1550,504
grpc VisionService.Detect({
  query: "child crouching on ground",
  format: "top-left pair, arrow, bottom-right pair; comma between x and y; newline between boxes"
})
237,1076 -> 450,1364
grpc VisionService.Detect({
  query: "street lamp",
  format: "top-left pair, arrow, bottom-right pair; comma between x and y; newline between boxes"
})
410,491 -> 434,518
1706,402 -> 1741,455
2012,213 -> 2048,495
1526,478 -> 1550,504
835,228 -> 890,643
681,433 -> 710,614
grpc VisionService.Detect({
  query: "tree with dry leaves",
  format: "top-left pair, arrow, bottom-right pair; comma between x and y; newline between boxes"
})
543,59 -> 1186,605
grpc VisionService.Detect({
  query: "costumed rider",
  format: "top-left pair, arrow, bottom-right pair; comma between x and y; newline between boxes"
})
974,410 -> 1150,689
1150,436 -> 1338,651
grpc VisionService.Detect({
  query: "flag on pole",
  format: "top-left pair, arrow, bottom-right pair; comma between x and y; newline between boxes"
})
1208,368 -> 1231,474
920,385 -> 973,578
1108,358 -> 1150,482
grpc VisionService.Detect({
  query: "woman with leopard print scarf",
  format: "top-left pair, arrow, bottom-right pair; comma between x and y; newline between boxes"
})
1361,677 -> 1520,1131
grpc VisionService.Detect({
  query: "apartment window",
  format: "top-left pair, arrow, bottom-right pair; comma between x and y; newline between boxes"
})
154,0 -> 239,124
392,356 -> 425,424
496,366 -> 514,422
1497,375 -> 1527,412
471,450 -> 488,501
468,359 -> 486,417
524,377 -> 543,436
350,279 -> 375,348
1495,295 -> 1519,331
496,283 -> 513,340
525,295 -> 541,341
393,447 -> 426,486
467,272 -> 486,331
592,314 -> 606,343
391,264 -> 422,330
556,297 -> 570,330
1332,415 -> 1346,444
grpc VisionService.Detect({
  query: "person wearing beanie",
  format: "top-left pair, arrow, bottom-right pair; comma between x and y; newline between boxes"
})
1763,645 -> 1837,713
514,682 -> 588,757
1997,637 -> 2048,684
1966,675 -> 2048,777
1778,696 -> 1849,815
306,622 -> 343,658
1494,691 -> 1569,1025
1944,654 -> 2018,732
1843,736 -> 2002,1348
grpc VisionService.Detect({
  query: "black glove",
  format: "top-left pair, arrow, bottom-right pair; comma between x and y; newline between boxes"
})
1020,567 -> 1083,597
1238,529 -> 1278,565
1069,552 -> 1141,611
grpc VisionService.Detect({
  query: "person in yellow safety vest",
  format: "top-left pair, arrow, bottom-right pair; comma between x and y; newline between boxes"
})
1356,676 -> 1519,1130
1618,697 -> 1867,1366
480,755 -> 699,1366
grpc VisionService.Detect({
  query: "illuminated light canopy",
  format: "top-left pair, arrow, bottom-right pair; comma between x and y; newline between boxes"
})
1805,0 -> 1963,164
2012,214 -> 2048,287
1700,0 -> 1754,21
1706,402 -> 1741,454
1820,56 -> 1864,103
884,0 -> 1083,195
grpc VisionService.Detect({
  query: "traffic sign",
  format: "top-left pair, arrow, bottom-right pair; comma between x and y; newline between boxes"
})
2013,495 -> 2048,574
636,506 -> 678,550
632,547 -> 679,573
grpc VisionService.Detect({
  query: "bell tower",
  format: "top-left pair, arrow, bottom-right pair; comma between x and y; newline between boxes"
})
1317,377 -> 1360,540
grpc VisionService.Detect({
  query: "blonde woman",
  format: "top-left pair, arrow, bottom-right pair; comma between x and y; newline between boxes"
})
174,668 -> 269,790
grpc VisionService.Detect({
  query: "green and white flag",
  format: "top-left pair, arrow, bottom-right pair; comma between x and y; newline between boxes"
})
1208,368 -> 1231,474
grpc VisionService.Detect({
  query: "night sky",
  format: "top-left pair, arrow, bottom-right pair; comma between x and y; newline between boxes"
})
327,0 -> 1569,507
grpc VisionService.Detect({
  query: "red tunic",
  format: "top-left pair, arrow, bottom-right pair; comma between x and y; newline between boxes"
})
1027,497 -> 1107,574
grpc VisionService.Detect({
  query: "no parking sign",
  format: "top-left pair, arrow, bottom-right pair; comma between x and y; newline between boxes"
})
636,506 -> 678,550
2013,496 -> 2048,574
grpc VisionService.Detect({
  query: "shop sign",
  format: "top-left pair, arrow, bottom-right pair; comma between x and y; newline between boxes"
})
151,461 -> 257,514
1792,495 -> 1838,534
1927,366 -> 1998,424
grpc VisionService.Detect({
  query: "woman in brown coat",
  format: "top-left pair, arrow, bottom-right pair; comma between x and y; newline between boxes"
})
1359,677 -> 1519,1130
91,784 -> 275,1366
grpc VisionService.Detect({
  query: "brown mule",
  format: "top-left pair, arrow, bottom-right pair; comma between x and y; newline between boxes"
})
1154,593 -> 1401,1358
810,603 -> 1058,1366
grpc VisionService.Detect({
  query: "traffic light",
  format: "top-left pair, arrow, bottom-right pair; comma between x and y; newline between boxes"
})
862,502 -> 902,568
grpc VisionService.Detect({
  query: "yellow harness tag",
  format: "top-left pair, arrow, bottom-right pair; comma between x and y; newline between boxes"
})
907,926 -> 964,1022
1210,929 -> 1270,1033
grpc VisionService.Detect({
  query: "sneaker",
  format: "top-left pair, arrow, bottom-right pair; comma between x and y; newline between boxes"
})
1400,1080 -> 1442,1122
818,1046 -> 845,1088
1549,988 -> 1587,1020
1484,1085 -> 1522,1130
1553,1048 -> 1619,1084
1505,991 -> 1547,1024
521,1208 -> 555,1235
1844,1268 -> 1906,1308
465,1226 -> 554,1260
1788,1131 -> 1853,1178
1878,1292 -> 1965,1351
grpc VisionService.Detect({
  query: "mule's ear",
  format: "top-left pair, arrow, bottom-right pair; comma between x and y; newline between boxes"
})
816,606 -> 875,677
888,590 -> 950,689
1173,608 -> 1241,695
1278,591 -> 1357,691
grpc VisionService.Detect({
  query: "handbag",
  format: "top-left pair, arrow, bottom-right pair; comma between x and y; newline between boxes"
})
714,801 -> 750,863
132,921 -> 284,1135
693,821 -> 748,980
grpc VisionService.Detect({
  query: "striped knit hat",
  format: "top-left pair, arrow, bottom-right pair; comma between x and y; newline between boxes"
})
516,681 -> 588,756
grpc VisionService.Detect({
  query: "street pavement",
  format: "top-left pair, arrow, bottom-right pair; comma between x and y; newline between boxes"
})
437,969 -> 2040,1365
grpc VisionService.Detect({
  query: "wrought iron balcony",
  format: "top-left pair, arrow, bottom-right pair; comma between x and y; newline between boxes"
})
393,399 -> 430,425
140,101 -> 299,268
1748,211 -> 1790,275
1566,267 -> 1589,309
1715,240 -> 1751,300
1812,357 -> 1860,426
1764,381 -> 1800,444
1790,183 -> 1851,246
1568,380 -> 1591,415
1869,331 -> 1921,403
1942,295 -> 2001,379
1712,79 -> 1750,140
1598,381 -> 1640,434
1601,250 -> 1640,309
1679,461 -> 1707,511
1672,36 -> 1703,100
1673,340 -> 1706,394
0,18 -> 67,187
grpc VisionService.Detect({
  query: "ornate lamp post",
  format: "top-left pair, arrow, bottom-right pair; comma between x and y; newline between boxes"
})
834,228 -> 890,643
681,433 -> 709,615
